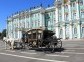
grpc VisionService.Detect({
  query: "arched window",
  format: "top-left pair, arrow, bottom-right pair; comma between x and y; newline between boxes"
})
74,27 -> 77,34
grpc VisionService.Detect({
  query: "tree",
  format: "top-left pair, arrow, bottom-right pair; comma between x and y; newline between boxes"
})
1,29 -> 6,39
0,32 -> 1,36
64,0 -> 68,4
70,0 -> 76,2
0,32 -> 1,39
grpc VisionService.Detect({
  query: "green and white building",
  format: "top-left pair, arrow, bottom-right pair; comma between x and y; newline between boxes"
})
7,0 -> 84,39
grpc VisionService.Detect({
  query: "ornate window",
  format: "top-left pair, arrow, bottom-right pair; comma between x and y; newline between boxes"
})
65,13 -> 68,21
82,27 -> 84,33
71,2 -> 75,7
79,0 -> 84,5
81,11 -> 84,18
73,13 -> 76,20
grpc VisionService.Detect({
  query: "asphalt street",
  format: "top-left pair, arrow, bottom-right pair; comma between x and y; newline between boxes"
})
0,39 -> 84,62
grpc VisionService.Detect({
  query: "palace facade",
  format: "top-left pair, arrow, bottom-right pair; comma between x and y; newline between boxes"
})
7,0 -> 84,39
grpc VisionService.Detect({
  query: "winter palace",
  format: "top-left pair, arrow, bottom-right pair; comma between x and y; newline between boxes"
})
7,0 -> 84,39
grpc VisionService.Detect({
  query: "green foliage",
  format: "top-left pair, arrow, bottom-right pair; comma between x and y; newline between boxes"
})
64,0 -> 68,4
0,29 -> 6,39
70,0 -> 76,2
0,32 -> 1,36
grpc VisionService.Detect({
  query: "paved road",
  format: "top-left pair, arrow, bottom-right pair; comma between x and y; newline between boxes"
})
0,39 -> 84,62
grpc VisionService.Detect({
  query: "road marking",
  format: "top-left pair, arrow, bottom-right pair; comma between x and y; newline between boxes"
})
60,52 -> 84,55
46,54 -> 69,58
64,50 -> 75,52
21,52 -> 37,54
0,52 -> 67,62
5,50 -> 15,52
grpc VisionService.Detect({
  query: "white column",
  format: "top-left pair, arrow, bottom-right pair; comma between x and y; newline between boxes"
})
78,23 -> 81,38
63,25 -> 66,39
11,21 -> 12,38
76,1 -> 81,38
68,2 -> 71,21
12,21 -> 13,38
17,19 -> 19,39
62,6 -> 64,22
29,13 -> 31,29
40,13 -> 42,27
25,17 -> 27,29
6,21 -> 8,38
42,14 -> 45,28
76,2 -> 80,20
70,23 -> 73,39
62,5 -> 66,39
40,13 -> 44,28
68,1 -> 73,39
55,7 -> 59,38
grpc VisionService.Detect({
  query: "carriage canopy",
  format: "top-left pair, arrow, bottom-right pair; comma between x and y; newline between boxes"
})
26,29 -> 55,40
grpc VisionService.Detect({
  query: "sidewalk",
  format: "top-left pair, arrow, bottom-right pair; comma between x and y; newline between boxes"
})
0,40 -> 5,50
62,39 -> 84,48
62,38 -> 84,42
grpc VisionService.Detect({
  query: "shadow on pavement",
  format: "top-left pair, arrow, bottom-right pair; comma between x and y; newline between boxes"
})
29,48 -> 65,53
14,47 -> 65,54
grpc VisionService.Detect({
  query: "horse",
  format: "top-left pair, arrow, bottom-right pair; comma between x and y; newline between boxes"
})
3,37 -> 15,50
3,37 -> 25,50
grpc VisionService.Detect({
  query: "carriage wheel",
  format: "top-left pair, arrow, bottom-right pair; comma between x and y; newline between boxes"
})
48,43 -> 55,52
24,43 -> 29,49
27,41 -> 33,49
56,40 -> 62,48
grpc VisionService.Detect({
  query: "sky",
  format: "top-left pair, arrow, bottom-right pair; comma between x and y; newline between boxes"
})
0,0 -> 54,32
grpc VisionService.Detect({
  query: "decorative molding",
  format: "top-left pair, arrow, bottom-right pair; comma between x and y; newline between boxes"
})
64,12 -> 68,15
81,9 -> 84,12
73,10 -> 77,12
40,9 -> 45,14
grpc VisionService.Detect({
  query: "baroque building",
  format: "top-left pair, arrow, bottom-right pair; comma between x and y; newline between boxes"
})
7,0 -> 84,39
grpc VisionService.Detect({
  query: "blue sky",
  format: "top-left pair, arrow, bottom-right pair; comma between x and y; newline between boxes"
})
0,0 -> 54,32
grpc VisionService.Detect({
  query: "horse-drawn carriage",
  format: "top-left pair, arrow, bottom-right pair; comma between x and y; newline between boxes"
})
22,29 -> 62,51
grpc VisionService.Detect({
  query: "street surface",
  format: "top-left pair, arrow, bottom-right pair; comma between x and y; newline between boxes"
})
0,39 -> 84,62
